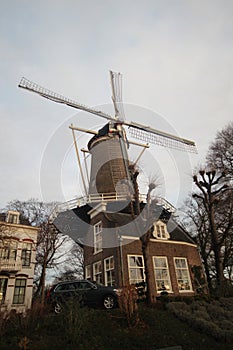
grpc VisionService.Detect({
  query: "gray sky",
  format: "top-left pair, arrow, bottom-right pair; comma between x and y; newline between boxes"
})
1,0 -> 232,210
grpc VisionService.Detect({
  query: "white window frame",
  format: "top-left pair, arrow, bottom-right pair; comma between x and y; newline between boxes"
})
13,278 -> 27,304
85,265 -> 91,280
93,261 -> 102,284
104,256 -> 115,286
174,257 -> 193,292
6,211 -> 20,224
0,239 -> 18,261
0,277 -> 8,304
93,221 -> 102,254
128,255 -> 145,285
152,220 -> 170,240
21,242 -> 32,266
153,256 -> 172,293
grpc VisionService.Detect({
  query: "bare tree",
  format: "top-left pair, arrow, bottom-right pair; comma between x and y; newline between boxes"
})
34,222 -> 68,304
182,195 -> 213,291
6,198 -> 57,226
192,170 -> 231,294
52,242 -> 84,283
206,122 -> 233,178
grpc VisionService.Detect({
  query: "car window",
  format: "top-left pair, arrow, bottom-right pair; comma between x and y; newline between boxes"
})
75,281 -> 91,290
73,282 -> 81,290
79,282 -> 92,289
56,283 -> 75,291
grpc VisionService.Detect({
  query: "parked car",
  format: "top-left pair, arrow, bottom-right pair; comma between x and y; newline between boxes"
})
46,279 -> 120,313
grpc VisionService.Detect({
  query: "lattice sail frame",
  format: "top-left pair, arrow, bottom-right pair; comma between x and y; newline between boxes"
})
18,77 -> 116,122
110,71 -> 125,121
128,126 -> 197,153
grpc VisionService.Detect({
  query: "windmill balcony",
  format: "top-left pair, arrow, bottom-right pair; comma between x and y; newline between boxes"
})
0,259 -> 22,272
49,192 -> 176,222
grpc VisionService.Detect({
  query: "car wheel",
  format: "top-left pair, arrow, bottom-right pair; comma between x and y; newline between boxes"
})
103,295 -> 116,309
54,302 -> 62,314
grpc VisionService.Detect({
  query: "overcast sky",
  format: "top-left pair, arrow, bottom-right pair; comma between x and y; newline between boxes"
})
1,0 -> 232,211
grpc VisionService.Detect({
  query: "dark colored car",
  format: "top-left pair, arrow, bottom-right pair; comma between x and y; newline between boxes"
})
46,279 -> 119,313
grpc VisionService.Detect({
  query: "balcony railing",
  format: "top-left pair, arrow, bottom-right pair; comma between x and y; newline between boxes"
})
49,193 -> 176,222
0,259 -> 22,272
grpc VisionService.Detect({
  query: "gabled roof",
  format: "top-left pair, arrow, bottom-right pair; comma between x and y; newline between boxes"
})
53,203 -> 195,246
104,211 -> 195,244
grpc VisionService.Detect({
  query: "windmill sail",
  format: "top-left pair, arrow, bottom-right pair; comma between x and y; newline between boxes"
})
126,121 -> 197,153
18,73 -> 197,154
110,70 -> 125,121
18,77 -> 117,122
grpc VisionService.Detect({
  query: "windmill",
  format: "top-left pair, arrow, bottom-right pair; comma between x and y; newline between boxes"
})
18,71 -> 197,216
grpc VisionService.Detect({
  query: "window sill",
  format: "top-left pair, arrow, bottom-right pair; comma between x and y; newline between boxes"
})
93,250 -> 103,255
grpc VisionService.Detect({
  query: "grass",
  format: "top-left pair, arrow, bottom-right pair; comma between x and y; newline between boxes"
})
0,298 -> 233,350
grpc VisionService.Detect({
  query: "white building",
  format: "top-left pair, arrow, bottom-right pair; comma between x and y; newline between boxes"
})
0,211 -> 38,314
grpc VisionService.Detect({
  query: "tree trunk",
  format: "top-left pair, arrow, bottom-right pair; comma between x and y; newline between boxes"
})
34,255 -> 47,304
140,231 -> 155,305
209,205 -> 225,294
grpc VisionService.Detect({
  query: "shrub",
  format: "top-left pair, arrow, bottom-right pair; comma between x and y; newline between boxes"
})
0,310 -> 7,345
167,298 -> 233,343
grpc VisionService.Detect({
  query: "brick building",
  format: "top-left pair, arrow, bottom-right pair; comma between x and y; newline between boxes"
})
86,204 -> 205,297
54,198 -> 205,299
0,211 -> 38,314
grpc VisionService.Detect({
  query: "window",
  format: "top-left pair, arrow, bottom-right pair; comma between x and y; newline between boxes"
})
0,278 -> 8,304
77,281 -> 93,290
152,221 -> 170,239
0,240 -> 18,261
104,256 -> 115,286
56,283 -> 76,291
85,265 -> 91,280
13,279 -> 26,304
7,211 -> 20,224
153,257 -> 172,292
94,221 -> 102,254
21,243 -> 32,266
128,255 -> 145,285
93,261 -> 102,284
174,258 -> 192,292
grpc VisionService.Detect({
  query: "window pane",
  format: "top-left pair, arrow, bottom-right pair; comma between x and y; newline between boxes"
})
154,257 -> 166,268
129,256 -> 143,267
0,278 -> 8,304
155,270 -> 162,279
104,257 -> 115,286
129,256 -> 137,267
13,279 -> 26,304
93,261 -> 102,284
128,255 -> 145,284
174,258 -> 192,291
94,222 -> 102,253
154,256 -> 172,292
85,265 -> 91,279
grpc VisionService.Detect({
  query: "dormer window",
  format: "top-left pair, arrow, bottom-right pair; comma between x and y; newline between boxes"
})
152,220 -> 170,240
6,211 -> 20,224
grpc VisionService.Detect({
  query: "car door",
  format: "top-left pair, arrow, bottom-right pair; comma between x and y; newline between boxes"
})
76,281 -> 100,307
55,282 -> 77,303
